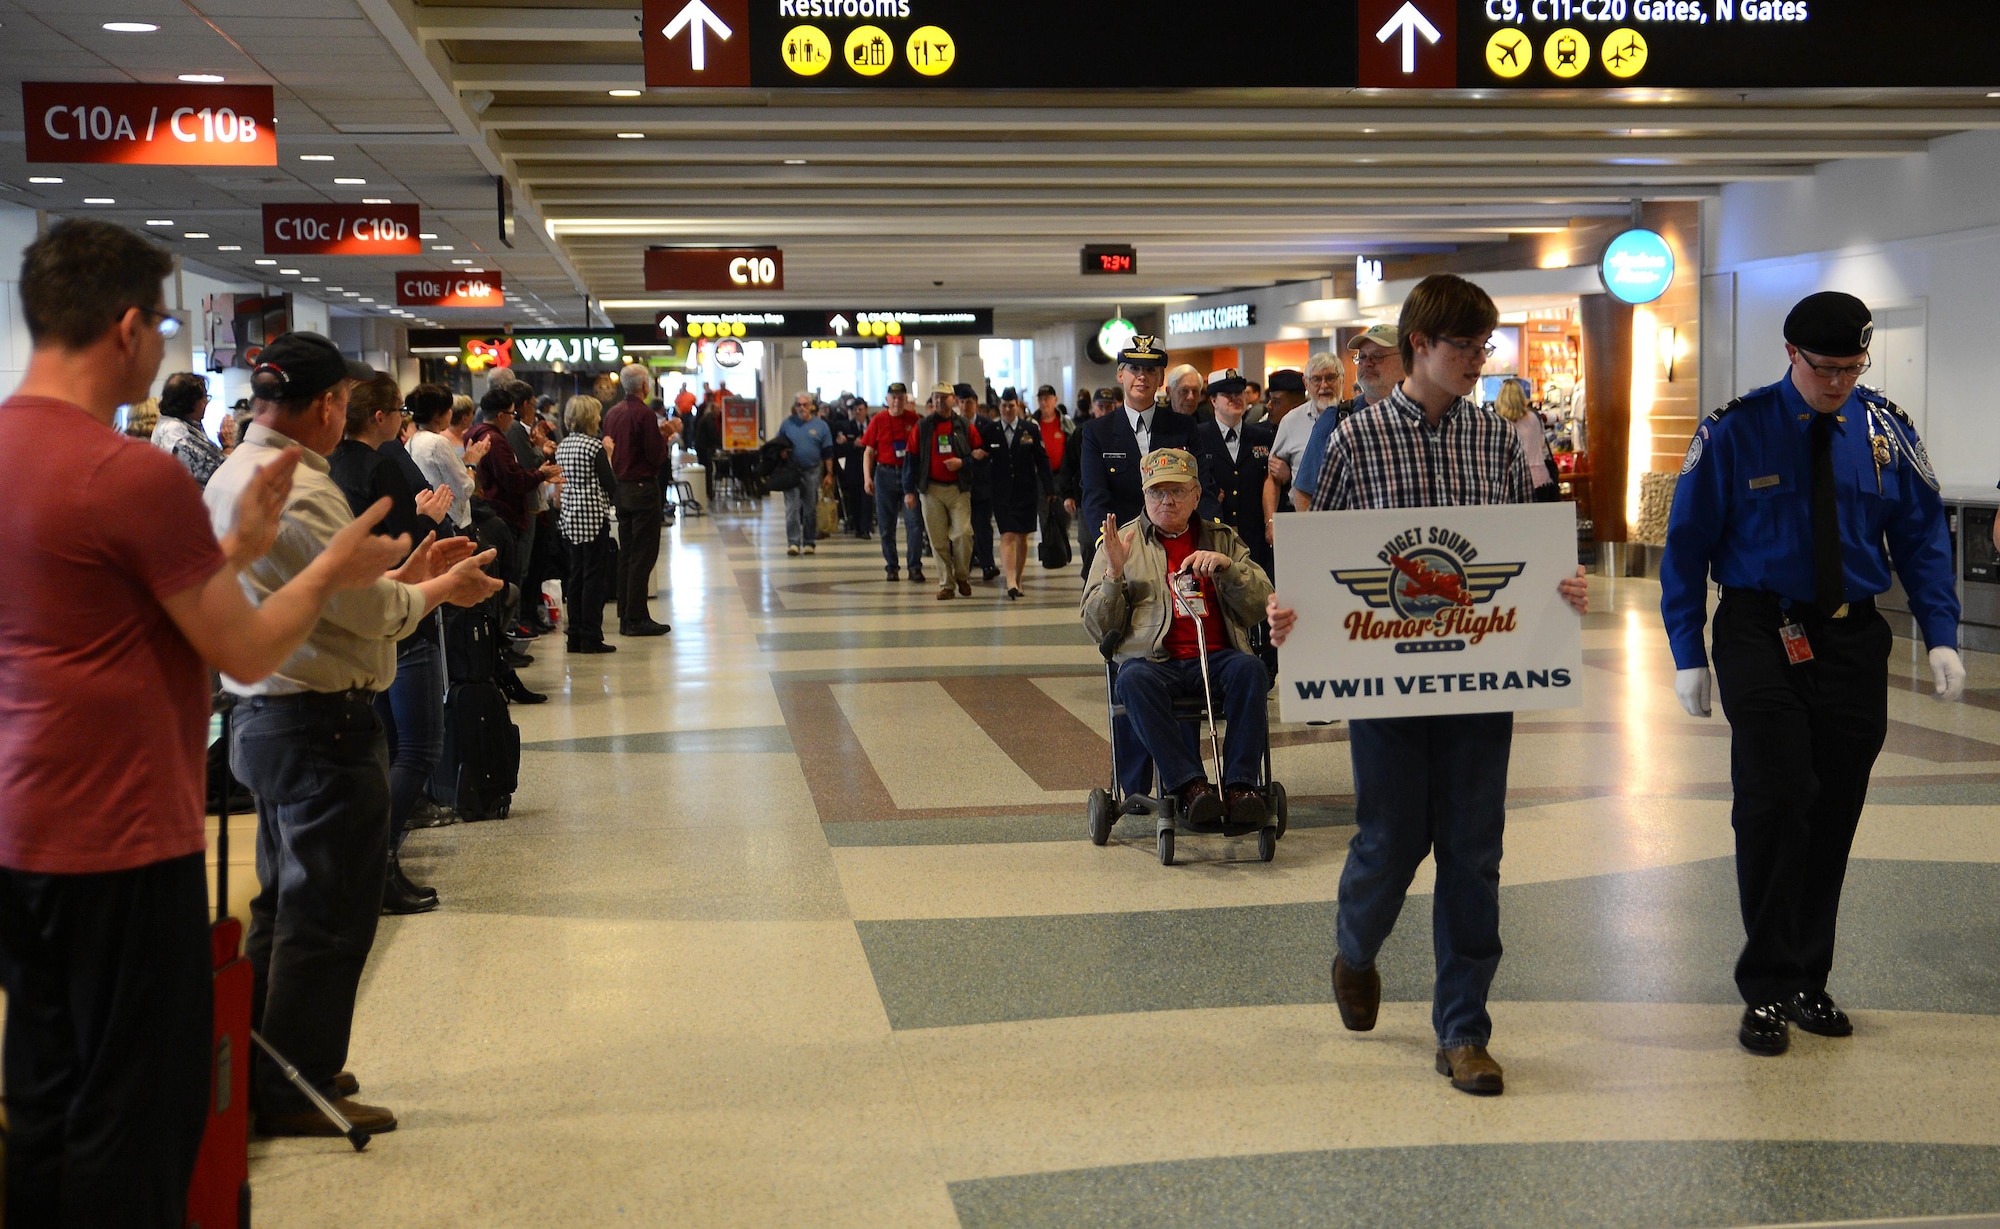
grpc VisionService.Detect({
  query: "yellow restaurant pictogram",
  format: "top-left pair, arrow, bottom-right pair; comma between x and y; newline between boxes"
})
906,25 -> 956,76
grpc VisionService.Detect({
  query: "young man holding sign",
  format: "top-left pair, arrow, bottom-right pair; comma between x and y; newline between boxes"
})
1267,274 -> 1589,1096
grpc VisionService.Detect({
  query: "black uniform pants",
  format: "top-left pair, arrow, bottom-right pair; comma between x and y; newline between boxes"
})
565,526 -> 614,647
0,853 -> 212,1229
231,693 -> 391,1115
971,491 -> 995,571
1712,591 -> 1890,1006
614,480 -> 663,627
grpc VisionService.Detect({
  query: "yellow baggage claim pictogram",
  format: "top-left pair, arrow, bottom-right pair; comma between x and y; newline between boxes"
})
1544,27 -> 1589,78
844,25 -> 893,76
781,25 -> 833,77
906,25 -> 955,76
1485,28 -> 1531,78
1601,28 -> 1648,78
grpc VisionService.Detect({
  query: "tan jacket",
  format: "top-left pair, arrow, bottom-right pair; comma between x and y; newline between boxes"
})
1080,516 -> 1273,662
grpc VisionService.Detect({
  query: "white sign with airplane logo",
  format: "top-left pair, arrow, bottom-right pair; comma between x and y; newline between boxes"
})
1272,503 -> 1583,722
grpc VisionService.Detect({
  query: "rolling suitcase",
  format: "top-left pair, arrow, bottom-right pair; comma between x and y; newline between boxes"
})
187,702 -> 252,1229
430,615 -> 520,821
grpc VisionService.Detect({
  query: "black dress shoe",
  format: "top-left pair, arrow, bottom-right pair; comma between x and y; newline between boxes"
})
1739,1002 -> 1790,1056
382,872 -> 438,916
389,854 -> 437,902
619,620 -> 670,637
500,679 -> 548,705
908,568 -> 927,584
570,641 -> 618,654
1782,990 -> 1854,1037
980,566 -> 1001,582
504,650 -> 534,669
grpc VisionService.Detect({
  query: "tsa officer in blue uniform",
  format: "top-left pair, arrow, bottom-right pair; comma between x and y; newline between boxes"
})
1193,368 -> 1277,578
1660,291 -> 1965,1058
1079,336 -> 1203,561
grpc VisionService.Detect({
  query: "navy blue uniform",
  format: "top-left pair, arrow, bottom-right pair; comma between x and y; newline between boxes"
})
1194,418 -> 1276,578
1659,373 -> 1959,1009
1078,407 -> 1209,575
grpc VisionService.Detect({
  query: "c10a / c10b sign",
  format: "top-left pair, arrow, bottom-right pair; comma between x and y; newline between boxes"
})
1271,503 -> 1583,723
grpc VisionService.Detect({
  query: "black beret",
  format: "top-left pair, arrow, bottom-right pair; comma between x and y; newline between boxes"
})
1784,292 -> 1874,357
1267,368 -> 1306,394
952,382 -> 976,399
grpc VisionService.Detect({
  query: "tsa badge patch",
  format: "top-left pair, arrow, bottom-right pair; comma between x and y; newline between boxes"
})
1331,527 -> 1526,655
1681,426 -> 1707,475
1909,433 -> 1939,490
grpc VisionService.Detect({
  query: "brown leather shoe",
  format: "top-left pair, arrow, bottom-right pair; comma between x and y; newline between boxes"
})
1174,779 -> 1224,829
1331,954 -> 1380,1032
956,577 -> 972,596
257,1097 -> 398,1137
1435,1045 -> 1504,1096
936,585 -> 955,601
333,1070 -> 359,1098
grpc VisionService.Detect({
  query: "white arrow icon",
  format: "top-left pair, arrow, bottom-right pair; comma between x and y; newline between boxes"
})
828,314 -> 849,336
662,0 -> 732,72
1376,2 -> 1441,75
657,314 -> 680,335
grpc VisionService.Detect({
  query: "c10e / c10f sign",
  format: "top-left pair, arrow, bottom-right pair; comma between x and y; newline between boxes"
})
23,83 -> 277,166
644,1 -> 2000,88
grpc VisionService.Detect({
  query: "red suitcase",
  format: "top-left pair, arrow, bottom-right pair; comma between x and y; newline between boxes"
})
187,708 -> 252,1229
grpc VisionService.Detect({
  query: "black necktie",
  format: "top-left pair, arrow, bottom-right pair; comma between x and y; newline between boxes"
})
1225,428 -> 1236,444
1810,413 -> 1844,613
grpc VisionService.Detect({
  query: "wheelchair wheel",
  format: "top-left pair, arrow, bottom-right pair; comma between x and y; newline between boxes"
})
1087,788 -> 1115,847
1258,825 -> 1277,863
1157,828 -> 1175,867
1268,781 -> 1288,839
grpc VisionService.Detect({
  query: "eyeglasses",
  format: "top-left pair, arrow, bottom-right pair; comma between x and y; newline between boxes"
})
1144,485 -> 1197,503
1439,336 -> 1497,358
137,306 -> 181,340
1353,352 -> 1392,369
1797,351 -> 1871,379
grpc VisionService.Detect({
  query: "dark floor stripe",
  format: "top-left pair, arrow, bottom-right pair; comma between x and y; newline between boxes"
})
521,726 -> 792,754
949,1140 -> 2000,1229
757,623 -> 1093,652
857,858 -> 2000,1030
938,675 -> 1109,791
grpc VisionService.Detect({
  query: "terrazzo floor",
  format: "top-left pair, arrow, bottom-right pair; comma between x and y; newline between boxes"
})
230,488 -> 2000,1228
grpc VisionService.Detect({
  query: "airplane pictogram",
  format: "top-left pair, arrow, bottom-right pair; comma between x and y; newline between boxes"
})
1496,38 -> 1522,67
1389,555 -> 1475,607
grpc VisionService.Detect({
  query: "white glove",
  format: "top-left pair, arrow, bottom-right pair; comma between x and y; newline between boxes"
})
1675,667 -> 1713,718
1930,646 -> 1967,703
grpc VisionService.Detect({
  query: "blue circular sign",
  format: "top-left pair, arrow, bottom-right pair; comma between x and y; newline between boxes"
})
1599,229 -> 1675,306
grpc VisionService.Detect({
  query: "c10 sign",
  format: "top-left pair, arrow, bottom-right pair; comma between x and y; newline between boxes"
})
24,82 -> 277,166
263,204 -> 422,256
644,247 -> 785,292
397,271 -> 503,309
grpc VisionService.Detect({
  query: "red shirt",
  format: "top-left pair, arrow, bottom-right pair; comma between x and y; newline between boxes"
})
603,396 -> 666,483
928,418 -> 962,484
1159,528 -> 1224,661
1039,414 -> 1066,474
0,397 -> 226,873
860,409 -> 917,464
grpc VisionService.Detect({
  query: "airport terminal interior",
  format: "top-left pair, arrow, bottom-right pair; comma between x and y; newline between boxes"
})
3,1 -> 2000,1226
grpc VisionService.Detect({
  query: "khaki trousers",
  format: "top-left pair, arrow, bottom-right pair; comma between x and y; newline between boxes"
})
920,484 -> 974,586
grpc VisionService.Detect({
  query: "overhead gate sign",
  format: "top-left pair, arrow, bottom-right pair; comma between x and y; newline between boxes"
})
262,204 -> 422,256
23,83 -> 277,165
1272,503 -> 1583,723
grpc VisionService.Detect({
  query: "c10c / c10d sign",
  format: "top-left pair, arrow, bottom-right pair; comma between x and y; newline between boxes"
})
263,204 -> 422,257
652,1 -> 2000,89
1272,503 -> 1583,723
397,272 -> 503,309
23,83 -> 277,166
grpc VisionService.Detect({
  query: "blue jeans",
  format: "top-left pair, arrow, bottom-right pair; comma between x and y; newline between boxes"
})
1114,651 -> 1269,794
230,692 -> 390,1112
1338,712 -> 1513,1049
376,635 -> 444,852
875,469 -> 925,572
783,469 -> 819,547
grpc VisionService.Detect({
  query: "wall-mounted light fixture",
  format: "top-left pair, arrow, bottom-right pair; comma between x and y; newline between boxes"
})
1658,324 -> 1681,381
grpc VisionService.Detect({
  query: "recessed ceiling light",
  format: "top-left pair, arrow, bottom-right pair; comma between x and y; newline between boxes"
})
28,176 -> 62,184
183,232 -> 210,239
431,245 -> 454,251
616,132 -> 644,139
465,268 -> 486,274
102,21 -> 158,33
609,89 -> 642,97
278,268 -> 300,275
255,259 -> 276,265
301,277 -> 320,282
419,232 -> 438,239
358,297 -> 374,303
333,178 -> 367,185
146,219 -> 173,226
343,292 -> 360,297
451,258 -> 473,265
299,154 -> 334,162
84,197 -> 115,204
179,73 -> 225,84
217,245 -> 242,251
327,286 -> 344,292
362,197 -> 390,204
783,159 -> 808,165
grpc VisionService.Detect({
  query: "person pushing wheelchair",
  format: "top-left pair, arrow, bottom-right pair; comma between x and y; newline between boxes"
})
1081,448 -> 1274,829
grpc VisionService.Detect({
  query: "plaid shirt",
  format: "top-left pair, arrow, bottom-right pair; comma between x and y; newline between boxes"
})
554,433 -> 611,542
1310,385 -> 1529,511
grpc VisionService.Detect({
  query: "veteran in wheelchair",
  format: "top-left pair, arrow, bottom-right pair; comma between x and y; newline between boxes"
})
1080,448 -> 1286,865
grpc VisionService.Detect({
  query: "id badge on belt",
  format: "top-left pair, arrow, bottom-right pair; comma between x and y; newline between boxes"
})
1780,619 -> 1814,665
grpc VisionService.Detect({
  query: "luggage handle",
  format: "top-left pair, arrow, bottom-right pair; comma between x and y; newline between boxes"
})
213,695 -> 234,925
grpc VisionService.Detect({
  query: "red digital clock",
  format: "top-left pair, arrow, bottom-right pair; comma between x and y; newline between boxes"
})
1081,244 -> 1137,276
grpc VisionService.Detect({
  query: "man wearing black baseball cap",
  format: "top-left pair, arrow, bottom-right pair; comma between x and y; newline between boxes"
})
1662,290 -> 1962,1057
204,331 -> 503,1136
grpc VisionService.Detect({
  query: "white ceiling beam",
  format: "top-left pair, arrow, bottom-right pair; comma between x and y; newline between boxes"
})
414,7 -> 639,42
